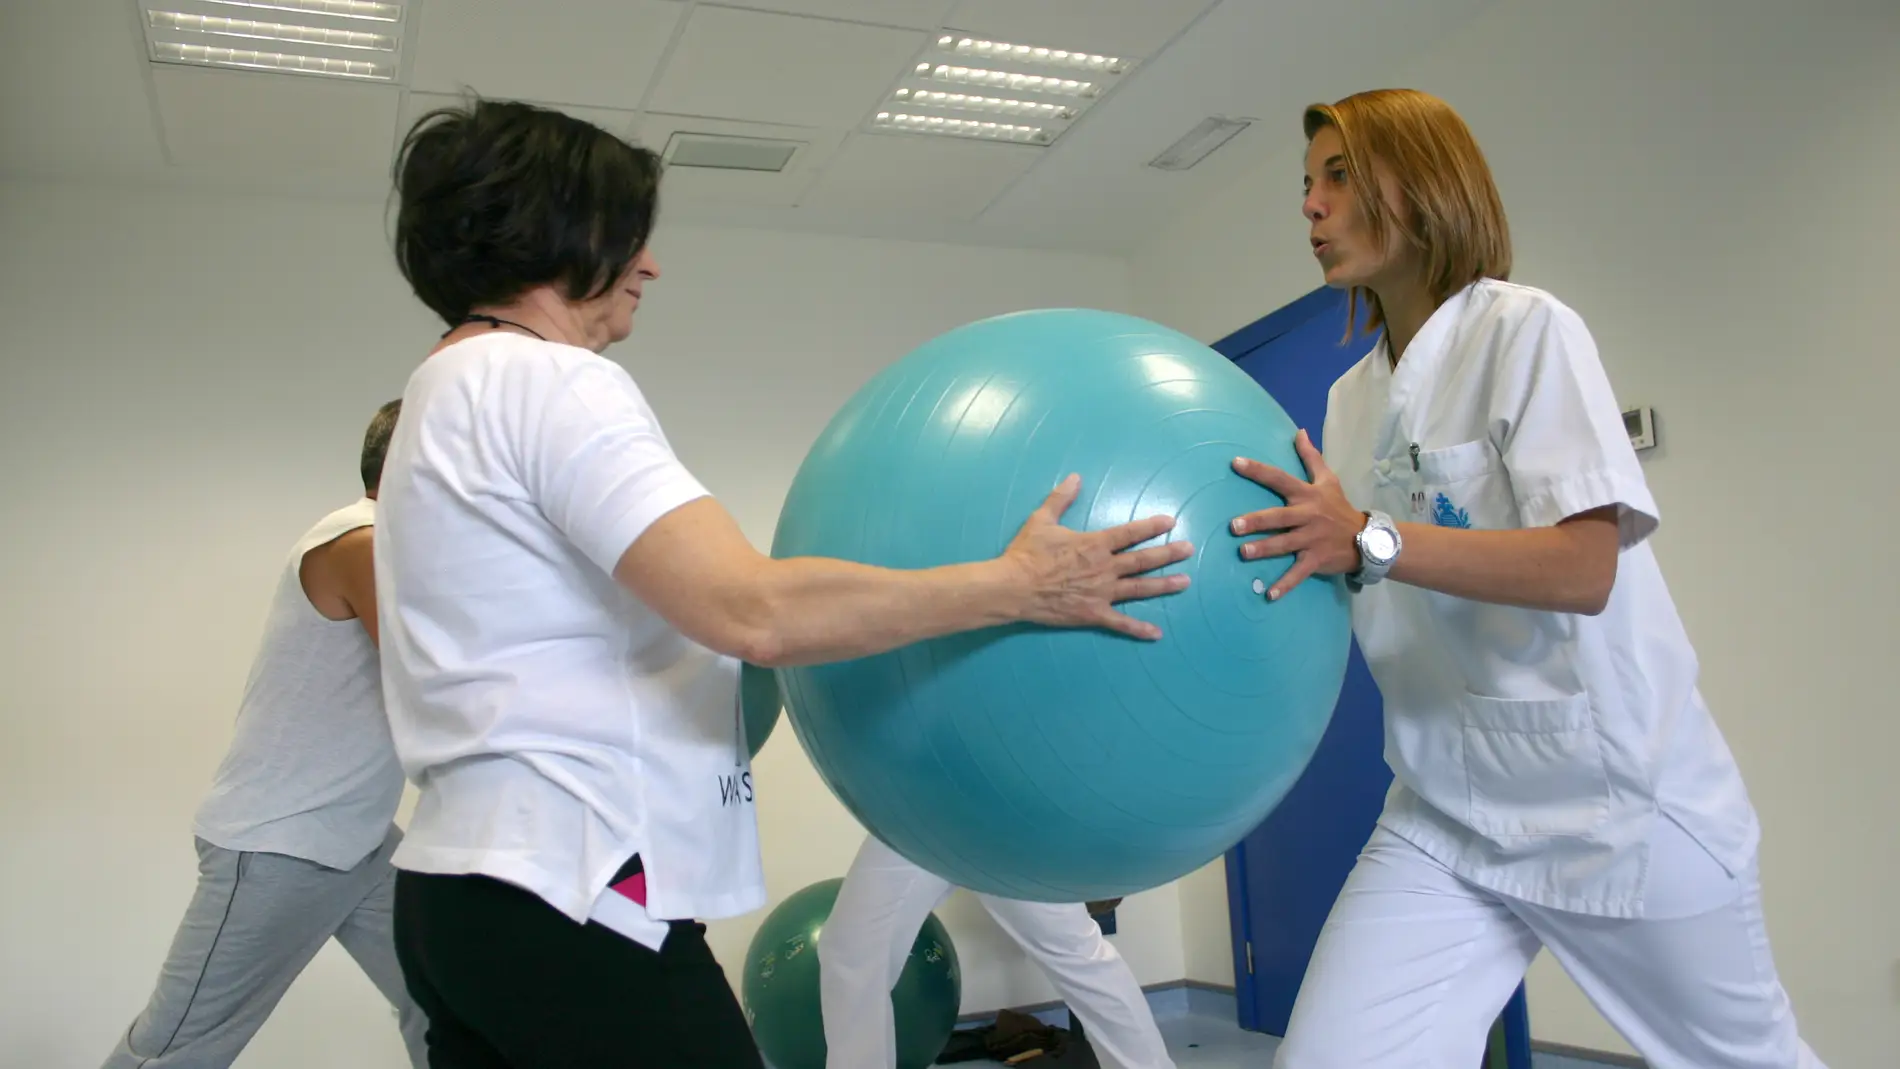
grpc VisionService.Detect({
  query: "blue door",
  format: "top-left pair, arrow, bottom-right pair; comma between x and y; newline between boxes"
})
1212,285 -> 1388,1037
1212,286 -> 1531,1064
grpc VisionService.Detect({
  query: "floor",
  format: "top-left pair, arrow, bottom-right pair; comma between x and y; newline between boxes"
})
936,989 -> 1621,1069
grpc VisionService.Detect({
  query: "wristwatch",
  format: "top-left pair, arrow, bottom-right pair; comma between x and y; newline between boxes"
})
1345,510 -> 1401,591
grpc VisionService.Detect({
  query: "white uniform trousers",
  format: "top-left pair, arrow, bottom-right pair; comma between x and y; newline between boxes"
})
819,834 -> 1175,1069
1274,825 -> 1827,1069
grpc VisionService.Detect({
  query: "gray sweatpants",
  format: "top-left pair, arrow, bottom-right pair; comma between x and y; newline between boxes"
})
101,825 -> 428,1069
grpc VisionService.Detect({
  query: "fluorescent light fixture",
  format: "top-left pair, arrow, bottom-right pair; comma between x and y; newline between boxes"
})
869,34 -> 1138,147
662,132 -> 802,173
200,0 -> 400,20
917,62 -> 1098,98
140,0 -> 406,81
149,11 -> 396,51
892,89 -> 1073,121
874,112 -> 1049,144
941,36 -> 1128,75
150,40 -> 393,79
1148,116 -> 1251,171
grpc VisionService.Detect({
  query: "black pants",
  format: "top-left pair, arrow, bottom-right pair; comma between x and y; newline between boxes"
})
392,860 -> 764,1069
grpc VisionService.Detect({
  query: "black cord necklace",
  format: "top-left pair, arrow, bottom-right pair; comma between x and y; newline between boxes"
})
445,313 -> 547,340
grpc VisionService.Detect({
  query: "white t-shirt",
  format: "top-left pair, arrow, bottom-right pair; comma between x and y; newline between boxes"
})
1323,279 -> 1760,919
374,332 -> 765,942
193,498 -> 403,871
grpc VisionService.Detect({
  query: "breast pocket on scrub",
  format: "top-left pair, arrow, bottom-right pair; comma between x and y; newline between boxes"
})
1405,438 -> 1518,531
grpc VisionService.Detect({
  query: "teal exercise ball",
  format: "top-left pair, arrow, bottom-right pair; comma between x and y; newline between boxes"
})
741,878 -> 961,1069
770,309 -> 1352,901
741,662 -> 782,759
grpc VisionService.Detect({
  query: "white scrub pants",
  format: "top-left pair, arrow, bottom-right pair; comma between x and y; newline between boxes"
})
1274,826 -> 1826,1069
819,834 -> 1175,1069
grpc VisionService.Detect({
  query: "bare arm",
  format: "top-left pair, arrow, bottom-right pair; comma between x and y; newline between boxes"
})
1231,432 -> 1618,616
1383,510 -> 1618,615
299,526 -> 380,645
613,476 -> 1192,668
520,359 -> 1190,665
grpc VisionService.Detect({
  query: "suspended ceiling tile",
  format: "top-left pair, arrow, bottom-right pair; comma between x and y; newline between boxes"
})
410,0 -> 685,109
944,0 -> 1217,58
799,130 -> 1037,222
396,91 -> 639,145
707,0 -> 957,30
645,5 -> 926,127
152,65 -> 400,182
0,0 -> 168,179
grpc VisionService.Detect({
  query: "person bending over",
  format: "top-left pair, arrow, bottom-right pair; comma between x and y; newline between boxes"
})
103,400 -> 425,1069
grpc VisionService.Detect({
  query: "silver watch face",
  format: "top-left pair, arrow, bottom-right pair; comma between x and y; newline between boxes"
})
1361,526 -> 1399,563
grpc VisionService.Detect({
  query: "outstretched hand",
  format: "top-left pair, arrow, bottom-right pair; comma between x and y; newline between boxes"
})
1230,430 -> 1364,600
1004,474 -> 1194,639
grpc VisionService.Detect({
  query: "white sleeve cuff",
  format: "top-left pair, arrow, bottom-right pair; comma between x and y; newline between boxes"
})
579,479 -> 711,577
1515,468 -> 1659,550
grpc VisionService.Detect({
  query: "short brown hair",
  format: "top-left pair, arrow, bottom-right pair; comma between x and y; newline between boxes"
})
1303,89 -> 1512,337
360,399 -> 401,492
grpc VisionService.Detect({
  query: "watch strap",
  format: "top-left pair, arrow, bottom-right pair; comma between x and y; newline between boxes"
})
1350,509 -> 1400,589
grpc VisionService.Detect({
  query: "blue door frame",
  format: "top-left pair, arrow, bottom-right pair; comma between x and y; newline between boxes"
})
1210,286 -> 1534,1068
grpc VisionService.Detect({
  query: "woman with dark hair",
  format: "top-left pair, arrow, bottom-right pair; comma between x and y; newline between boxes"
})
371,98 -> 1193,1068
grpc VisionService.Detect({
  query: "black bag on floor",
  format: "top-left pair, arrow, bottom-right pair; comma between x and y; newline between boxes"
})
935,1008 -> 1101,1066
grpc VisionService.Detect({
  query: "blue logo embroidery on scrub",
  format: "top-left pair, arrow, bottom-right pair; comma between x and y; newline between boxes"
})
1431,493 -> 1472,528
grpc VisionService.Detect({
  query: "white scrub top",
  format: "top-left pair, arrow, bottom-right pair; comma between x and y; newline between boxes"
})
1321,279 -> 1759,919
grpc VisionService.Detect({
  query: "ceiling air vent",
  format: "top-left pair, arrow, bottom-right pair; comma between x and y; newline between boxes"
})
1149,116 -> 1252,171
661,132 -> 802,173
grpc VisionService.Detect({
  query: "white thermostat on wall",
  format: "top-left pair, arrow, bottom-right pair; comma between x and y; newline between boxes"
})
1622,406 -> 1656,452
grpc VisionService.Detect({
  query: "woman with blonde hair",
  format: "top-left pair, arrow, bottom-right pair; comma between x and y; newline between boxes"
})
1228,88 -> 1826,1068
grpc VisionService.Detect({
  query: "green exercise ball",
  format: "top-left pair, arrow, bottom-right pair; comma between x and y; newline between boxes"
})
741,878 -> 961,1069
741,662 -> 782,760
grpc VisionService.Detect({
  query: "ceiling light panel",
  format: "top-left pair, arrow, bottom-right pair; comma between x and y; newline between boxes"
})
139,0 -> 408,82
869,33 -> 1137,147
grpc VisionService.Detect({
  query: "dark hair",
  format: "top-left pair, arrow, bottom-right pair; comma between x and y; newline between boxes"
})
360,399 -> 401,492
392,96 -> 661,326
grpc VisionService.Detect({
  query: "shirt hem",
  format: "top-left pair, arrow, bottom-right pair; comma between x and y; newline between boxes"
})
1376,816 -> 1652,919
646,883 -> 769,923
392,842 -> 768,926
192,821 -> 388,873
390,845 -> 605,923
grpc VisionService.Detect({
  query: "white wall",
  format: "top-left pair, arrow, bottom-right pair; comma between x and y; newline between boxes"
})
11,3 -> 1896,1063
1131,1 -> 1900,1064
0,179 -> 1185,1069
